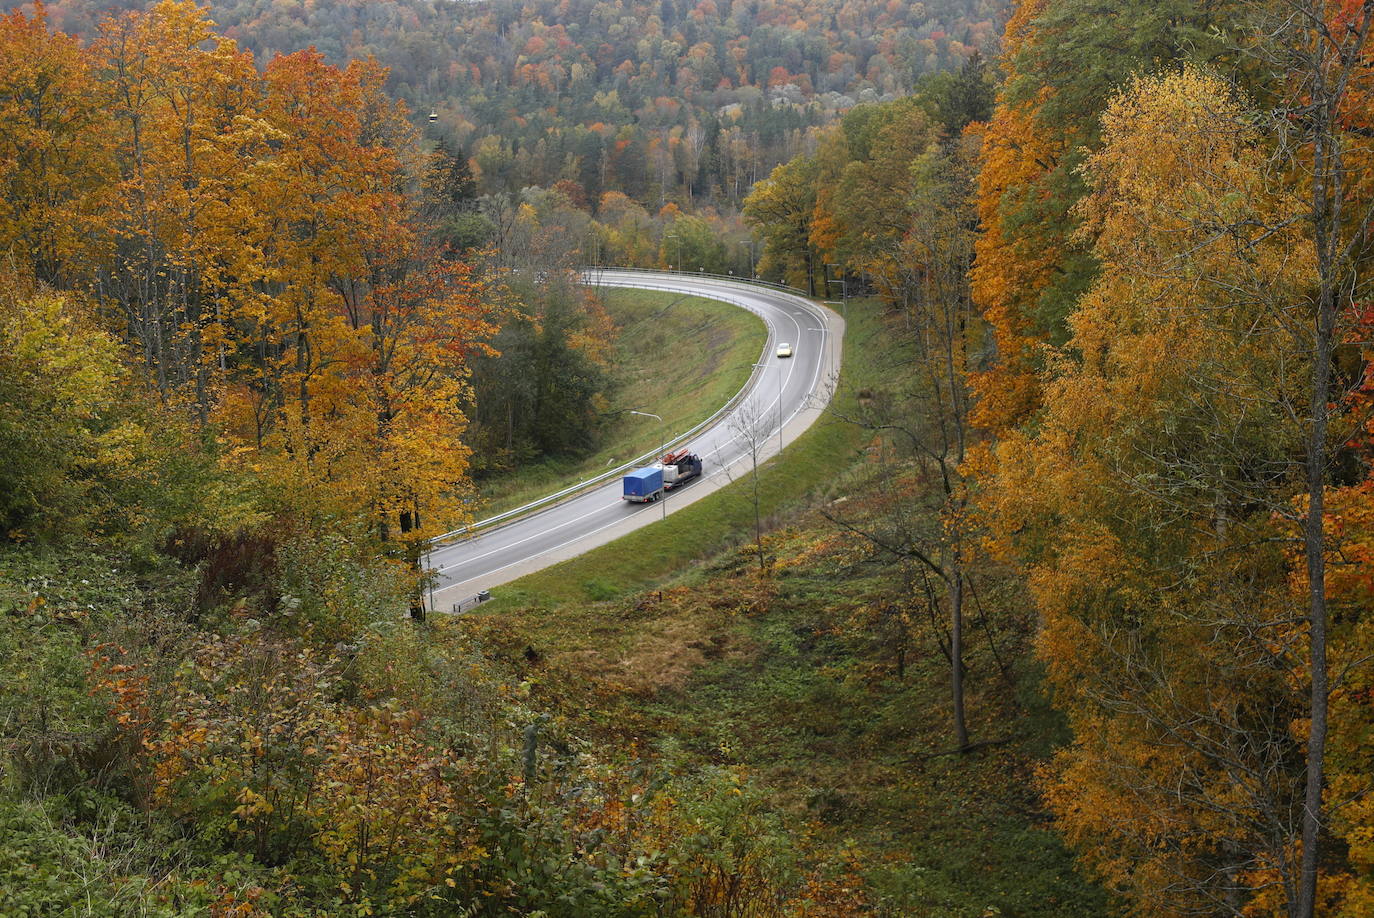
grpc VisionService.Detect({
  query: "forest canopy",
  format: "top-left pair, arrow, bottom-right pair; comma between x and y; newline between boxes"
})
17,0 -> 1003,206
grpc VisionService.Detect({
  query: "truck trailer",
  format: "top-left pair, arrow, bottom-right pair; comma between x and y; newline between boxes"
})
622,466 -> 665,502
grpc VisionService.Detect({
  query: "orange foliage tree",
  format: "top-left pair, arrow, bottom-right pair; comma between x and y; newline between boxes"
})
0,2 -> 498,557
967,0 -> 1236,432
977,63 -> 1374,916
0,4 -> 113,286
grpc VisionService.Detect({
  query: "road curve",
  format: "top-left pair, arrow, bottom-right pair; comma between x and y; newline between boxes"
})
426,270 -> 843,610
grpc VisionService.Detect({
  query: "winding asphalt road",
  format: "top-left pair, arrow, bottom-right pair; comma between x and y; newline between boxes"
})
426,269 -> 843,611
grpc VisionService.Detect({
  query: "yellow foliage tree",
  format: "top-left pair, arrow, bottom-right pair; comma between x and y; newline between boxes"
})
0,5 -> 499,564
966,0 -> 1057,432
975,66 -> 1370,915
0,5 -> 114,286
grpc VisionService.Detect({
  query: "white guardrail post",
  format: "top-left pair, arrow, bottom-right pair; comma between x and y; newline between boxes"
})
426,266 -> 831,549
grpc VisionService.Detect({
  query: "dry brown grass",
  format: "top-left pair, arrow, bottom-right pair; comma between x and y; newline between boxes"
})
505,570 -> 782,697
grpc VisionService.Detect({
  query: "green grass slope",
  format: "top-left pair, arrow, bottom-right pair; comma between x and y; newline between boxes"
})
481,298 -> 881,612
476,288 -> 767,518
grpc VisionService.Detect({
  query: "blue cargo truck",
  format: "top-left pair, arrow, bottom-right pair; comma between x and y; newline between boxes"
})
622,466 -> 665,503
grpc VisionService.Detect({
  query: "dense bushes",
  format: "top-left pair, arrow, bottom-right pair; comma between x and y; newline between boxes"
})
1,521 -> 850,914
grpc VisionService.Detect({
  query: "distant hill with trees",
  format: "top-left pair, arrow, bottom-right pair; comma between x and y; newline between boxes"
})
19,0 -> 1006,207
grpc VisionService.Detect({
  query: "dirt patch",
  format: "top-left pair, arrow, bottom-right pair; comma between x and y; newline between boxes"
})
556,609 -> 748,695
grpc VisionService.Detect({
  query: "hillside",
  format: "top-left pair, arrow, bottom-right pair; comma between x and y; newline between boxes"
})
741,0 -> 1374,912
474,286 -> 767,516
468,296 -> 1111,915
20,0 -> 1006,205
4,0 -> 1373,914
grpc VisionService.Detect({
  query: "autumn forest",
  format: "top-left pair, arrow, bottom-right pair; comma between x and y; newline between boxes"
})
1,0 -> 1372,915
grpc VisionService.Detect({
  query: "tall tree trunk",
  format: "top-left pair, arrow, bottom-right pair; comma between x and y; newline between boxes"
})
401,506 -> 425,622
950,550 -> 968,751
1290,4 -> 1374,909
1296,57 -> 1339,918
1296,272 -> 1333,918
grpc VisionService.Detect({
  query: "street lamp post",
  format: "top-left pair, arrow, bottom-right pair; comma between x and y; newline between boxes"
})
627,409 -> 667,520
825,263 -> 848,319
806,326 -> 832,384
665,235 -> 682,273
754,361 -> 784,454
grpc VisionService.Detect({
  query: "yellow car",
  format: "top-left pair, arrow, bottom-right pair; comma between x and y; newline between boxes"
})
776,342 -> 793,358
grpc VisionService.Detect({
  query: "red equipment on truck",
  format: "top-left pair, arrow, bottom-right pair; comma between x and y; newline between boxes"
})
660,449 -> 702,489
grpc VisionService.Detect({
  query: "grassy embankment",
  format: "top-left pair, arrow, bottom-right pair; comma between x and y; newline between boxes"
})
480,295 -> 871,611
474,288 -> 767,518
466,296 -> 1114,916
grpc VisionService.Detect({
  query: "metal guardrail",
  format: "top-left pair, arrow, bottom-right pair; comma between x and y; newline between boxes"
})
427,267 -> 827,548
451,590 -> 492,614
583,265 -> 817,300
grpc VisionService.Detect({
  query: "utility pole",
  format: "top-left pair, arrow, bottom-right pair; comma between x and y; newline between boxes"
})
754,361 -> 783,454
628,409 -> 667,519
665,234 -> 682,273
825,263 -> 848,319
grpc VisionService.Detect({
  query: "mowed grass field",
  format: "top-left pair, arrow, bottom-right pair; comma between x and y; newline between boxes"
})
474,288 -> 767,518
